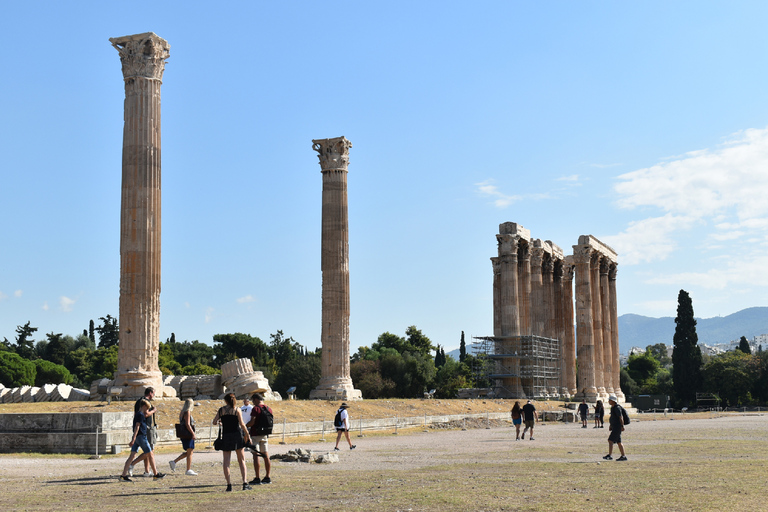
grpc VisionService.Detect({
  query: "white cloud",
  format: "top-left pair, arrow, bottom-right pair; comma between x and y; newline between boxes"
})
237,295 -> 256,304
14,290 -> 22,298
205,307 -> 214,323
602,214 -> 698,265
42,301 -> 49,311
60,296 -> 76,312
475,179 -> 520,208
610,126 -> 768,274
557,174 -> 580,182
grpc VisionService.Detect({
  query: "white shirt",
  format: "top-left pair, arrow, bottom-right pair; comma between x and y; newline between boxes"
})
240,404 -> 253,425
340,408 -> 349,429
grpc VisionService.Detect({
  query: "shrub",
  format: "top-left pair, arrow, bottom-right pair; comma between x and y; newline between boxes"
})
0,352 -> 36,387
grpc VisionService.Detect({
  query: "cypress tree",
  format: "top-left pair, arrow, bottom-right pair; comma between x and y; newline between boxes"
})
672,290 -> 702,407
737,336 -> 751,355
459,331 -> 466,362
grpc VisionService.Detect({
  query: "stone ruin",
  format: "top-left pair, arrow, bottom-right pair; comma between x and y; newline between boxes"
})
0,383 -> 89,403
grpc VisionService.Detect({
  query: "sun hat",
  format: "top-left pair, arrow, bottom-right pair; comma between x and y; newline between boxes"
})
608,395 -> 618,402
340,402 -> 349,408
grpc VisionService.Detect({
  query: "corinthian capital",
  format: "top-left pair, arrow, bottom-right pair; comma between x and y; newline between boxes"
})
496,234 -> 519,256
572,244 -> 592,265
312,136 -> 352,171
110,32 -> 170,81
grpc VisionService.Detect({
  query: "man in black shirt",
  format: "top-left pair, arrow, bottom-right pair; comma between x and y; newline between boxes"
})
520,400 -> 538,440
603,395 -> 627,461
578,399 -> 589,428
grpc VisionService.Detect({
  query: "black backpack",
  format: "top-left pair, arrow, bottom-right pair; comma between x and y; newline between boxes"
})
334,408 -> 343,428
252,405 -> 274,436
620,405 -> 630,425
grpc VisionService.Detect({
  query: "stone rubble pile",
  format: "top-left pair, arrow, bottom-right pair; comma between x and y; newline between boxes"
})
270,448 -> 339,464
0,382 -> 89,403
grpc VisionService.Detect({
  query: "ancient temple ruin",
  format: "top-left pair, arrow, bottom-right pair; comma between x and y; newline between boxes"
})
309,137 -> 362,400
484,222 -> 623,401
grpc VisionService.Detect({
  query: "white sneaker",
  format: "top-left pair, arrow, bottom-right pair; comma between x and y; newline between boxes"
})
127,465 -> 133,477
185,469 -> 198,476
169,460 -> 176,472
143,472 -> 152,478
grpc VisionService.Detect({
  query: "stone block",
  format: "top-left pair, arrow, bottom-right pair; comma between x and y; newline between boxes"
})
161,385 -> 177,398
0,388 -> 11,403
68,388 -> 90,401
22,386 -> 39,402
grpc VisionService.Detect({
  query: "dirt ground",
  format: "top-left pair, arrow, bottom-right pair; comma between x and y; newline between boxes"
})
0,406 -> 765,511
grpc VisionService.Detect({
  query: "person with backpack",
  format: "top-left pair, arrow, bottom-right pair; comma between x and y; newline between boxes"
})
334,402 -> 356,451
603,395 -> 628,461
245,393 -> 273,485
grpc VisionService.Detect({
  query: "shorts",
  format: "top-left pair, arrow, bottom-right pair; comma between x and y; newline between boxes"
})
182,437 -> 195,450
512,418 -> 522,426
336,428 -> 348,432
608,430 -> 622,444
251,435 -> 268,454
524,420 -> 534,429
131,435 -> 152,453
580,414 -> 588,421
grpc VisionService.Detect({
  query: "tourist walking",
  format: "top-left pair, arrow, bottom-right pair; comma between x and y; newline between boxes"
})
169,398 -> 197,475
520,400 -> 538,440
594,400 -> 605,428
578,399 -> 589,428
510,401 -> 523,440
334,402 -> 356,450
129,387 -> 157,477
603,395 -> 627,461
246,393 -> 273,485
120,399 -> 165,482
212,393 -> 252,491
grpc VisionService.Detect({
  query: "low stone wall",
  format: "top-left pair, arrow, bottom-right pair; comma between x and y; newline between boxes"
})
0,409 -> 586,454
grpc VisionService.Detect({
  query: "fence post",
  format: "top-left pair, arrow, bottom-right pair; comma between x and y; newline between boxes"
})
462,417 -> 467,431
486,412 -> 490,429
280,418 -> 287,445
320,418 -> 326,442
89,425 -> 100,459
358,415 -> 363,438
393,415 -> 398,435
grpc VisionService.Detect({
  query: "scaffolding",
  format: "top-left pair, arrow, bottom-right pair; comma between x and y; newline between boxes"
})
472,335 -> 561,399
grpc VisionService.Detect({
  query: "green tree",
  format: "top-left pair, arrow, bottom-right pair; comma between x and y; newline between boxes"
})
459,331 -> 467,362
158,342 -> 182,375
88,319 -> 96,346
702,351 -> 756,406
180,363 -> 219,376
271,351 -> 321,399
672,290 -> 702,407
34,359 -> 73,386
95,315 -> 119,348
737,336 -> 752,355
169,339 -> 216,368
213,333 -> 270,367
15,321 -> 38,360
0,351 -> 37,387
431,356 -> 474,398
65,347 -> 93,387
405,325 -> 435,357
646,343 -> 672,368
88,345 -> 119,382
44,332 -> 71,366
626,352 -> 661,390
269,330 -> 301,369
620,367 -> 640,396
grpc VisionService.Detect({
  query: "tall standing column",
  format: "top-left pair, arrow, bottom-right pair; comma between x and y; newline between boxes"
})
590,252 -> 606,398
111,33 -> 169,398
600,258 -> 614,396
491,257 -> 501,337
574,242 -> 597,401
518,241 -> 532,336
562,257 -> 577,397
609,264 -> 625,401
310,137 -> 361,400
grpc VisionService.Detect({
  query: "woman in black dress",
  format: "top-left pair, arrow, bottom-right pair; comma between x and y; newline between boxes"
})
212,393 -> 252,491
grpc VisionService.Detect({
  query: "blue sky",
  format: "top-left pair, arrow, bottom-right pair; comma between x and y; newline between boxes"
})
3,2 -> 768,354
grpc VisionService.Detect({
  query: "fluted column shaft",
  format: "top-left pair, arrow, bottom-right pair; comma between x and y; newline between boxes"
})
518,242 -> 531,336
111,33 -> 169,397
600,258 -> 614,395
609,265 -> 624,401
562,261 -> 577,396
497,235 -> 520,337
310,137 -> 360,399
574,246 -> 597,400
590,252 -> 606,397
491,258 -> 501,337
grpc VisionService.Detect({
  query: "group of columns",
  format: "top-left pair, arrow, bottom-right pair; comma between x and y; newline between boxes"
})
491,223 -> 624,402
110,32 -> 360,400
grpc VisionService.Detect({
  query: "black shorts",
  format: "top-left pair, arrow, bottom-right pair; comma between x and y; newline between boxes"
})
608,429 -> 622,443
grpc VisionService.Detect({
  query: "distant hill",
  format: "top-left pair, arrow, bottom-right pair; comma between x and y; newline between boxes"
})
618,307 -> 768,354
